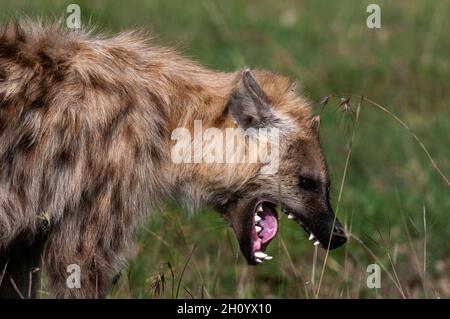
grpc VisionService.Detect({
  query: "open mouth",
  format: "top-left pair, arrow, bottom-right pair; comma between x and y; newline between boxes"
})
225,197 -> 347,266
251,200 -> 278,263
250,200 -> 321,264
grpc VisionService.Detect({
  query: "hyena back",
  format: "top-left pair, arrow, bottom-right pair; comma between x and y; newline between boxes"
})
0,20 -> 346,298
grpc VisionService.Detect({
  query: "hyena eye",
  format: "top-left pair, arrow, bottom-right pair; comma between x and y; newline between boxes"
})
298,176 -> 319,192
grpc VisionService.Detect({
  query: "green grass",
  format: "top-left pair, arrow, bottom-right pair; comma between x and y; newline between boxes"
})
1,0 -> 449,298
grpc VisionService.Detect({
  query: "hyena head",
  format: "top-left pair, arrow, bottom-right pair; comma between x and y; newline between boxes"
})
212,69 -> 347,265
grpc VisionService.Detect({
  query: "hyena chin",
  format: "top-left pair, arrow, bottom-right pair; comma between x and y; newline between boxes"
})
0,20 -> 346,298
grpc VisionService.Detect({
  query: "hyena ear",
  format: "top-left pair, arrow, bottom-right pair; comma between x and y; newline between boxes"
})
228,69 -> 279,129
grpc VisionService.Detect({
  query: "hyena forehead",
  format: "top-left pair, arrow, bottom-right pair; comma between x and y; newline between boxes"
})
280,128 -> 328,175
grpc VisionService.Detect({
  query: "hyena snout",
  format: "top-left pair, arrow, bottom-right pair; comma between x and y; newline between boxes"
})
323,216 -> 347,249
281,199 -> 347,250
307,209 -> 347,250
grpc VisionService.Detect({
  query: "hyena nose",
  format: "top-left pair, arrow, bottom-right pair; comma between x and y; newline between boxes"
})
328,220 -> 347,249
333,224 -> 346,236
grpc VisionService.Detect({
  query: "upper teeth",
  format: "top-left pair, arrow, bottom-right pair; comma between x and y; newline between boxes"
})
284,211 -> 320,247
254,205 -> 273,264
255,206 -> 263,232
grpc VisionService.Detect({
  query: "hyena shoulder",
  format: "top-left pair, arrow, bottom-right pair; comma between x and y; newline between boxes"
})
0,20 -> 168,248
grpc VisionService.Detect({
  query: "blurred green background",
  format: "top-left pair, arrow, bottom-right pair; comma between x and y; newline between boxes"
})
1,0 -> 448,298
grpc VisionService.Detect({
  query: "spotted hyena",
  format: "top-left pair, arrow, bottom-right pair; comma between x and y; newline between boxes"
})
0,20 -> 346,298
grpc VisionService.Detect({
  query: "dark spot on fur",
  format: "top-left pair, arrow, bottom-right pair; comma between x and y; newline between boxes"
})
0,119 -> 6,134
203,95 -> 213,105
37,49 -> 54,69
37,50 -> 68,83
186,84 -> 204,94
152,118 -> 166,141
56,149 -> 73,167
0,67 -> 6,81
52,66 -> 67,83
103,101 -> 134,141
0,42 -> 18,60
0,147 -> 14,181
27,97 -> 46,112
150,145 -> 162,163
16,131 -> 35,153
85,72 -> 108,91
212,108 -> 228,127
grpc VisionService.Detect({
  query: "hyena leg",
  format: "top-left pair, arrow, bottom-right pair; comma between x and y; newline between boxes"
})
0,234 -> 47,299
43,217 -> 128,298
44,237 -> 115,298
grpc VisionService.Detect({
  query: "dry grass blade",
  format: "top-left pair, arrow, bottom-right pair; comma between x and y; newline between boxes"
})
176,244 -> 197,299
312,93 -> 445,299
183,286 -> 194,298
279,236 -> 309,297
9,277 -> 25,299
0,260 -> 8,289
311,245 -> 318,288
315,96 -> 362,298
167,262 -> 175,299
326,94 -> 448,186
396,191 -> 422,273
422,205 -> 428,298
362,97 -> 449,186
350,234 -> 406,298
28,267 -> 40,299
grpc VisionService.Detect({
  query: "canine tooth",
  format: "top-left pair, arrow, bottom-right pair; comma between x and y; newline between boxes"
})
257,205 -> 263,212
288,213 -> 295,219
255,226 -> 262,233
313,240 -> 320,246
264,255 -> 273,260
255,258 -> 263,263
255,215 -> 262,222
254,251 -> 267,258
309,234 -> 315,241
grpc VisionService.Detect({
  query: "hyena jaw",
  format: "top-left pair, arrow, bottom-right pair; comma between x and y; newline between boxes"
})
0,20 -> 346,298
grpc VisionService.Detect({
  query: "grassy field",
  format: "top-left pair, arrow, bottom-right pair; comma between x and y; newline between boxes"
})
1,0 -> 449,298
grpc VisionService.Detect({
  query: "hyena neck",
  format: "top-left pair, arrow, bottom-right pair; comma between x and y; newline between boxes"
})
159,67 -> 237,130
161,73 -> 276,212
159,68 -> 241,211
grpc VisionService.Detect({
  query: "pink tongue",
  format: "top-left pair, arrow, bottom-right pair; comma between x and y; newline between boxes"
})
259,214 -> 278,244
